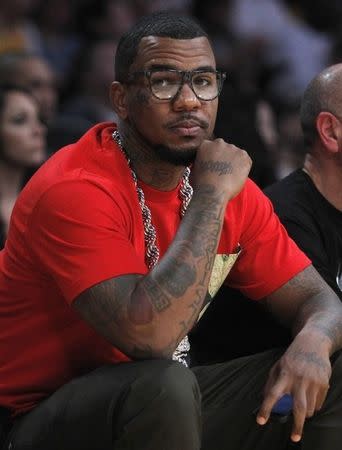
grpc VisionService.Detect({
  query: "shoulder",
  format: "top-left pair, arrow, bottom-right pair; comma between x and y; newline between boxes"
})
264,170 -> 313,207
15,124 -> 137,229
265,170 -> 320,218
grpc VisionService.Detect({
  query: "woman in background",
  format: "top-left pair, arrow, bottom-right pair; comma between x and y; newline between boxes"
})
0,85 -> 46,248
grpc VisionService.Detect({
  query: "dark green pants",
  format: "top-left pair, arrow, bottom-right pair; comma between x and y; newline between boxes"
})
4,349 -> 342,450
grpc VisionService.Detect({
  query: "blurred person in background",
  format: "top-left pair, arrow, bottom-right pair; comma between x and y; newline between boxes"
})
0,0 -> 41,55
192,0 -> 278,188
0,52 -> 58,125
265,64 -> 342,299
32,0 -> 82,86
191,63 -> 342,366
0,85 -> 46,248
77,0 -> 138,41
134,0 -> 193,16
228,0 -> 341,106
0,52 -> 83,154
61,39 -> 119,127
272,101 -> 306,179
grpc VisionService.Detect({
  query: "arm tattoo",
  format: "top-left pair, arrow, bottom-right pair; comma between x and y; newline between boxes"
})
135,185 -> 225,342
269,265 -> 342,353
73,183 -> 227,359
74,276 -> 133,328
198,160 -> 233,176
292,349 -> 331,373
140,277 -> 171,312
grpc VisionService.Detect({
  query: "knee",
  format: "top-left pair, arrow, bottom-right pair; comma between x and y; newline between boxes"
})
125,360 -> 201,422
114,361 -> 202,449
154,361 -> 201,414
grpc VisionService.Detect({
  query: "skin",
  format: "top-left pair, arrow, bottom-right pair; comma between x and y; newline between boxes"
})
0,91 -> 46,167
111,36 -> 219,189
302,64 -> 342,212
13,57 -> 57,123
257,65 -> 342,440
73,36 -> 342,444
0,90 -> 46,232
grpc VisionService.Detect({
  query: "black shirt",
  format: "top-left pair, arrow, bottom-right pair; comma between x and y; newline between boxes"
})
265,169 -> 342,300
190,169 -> 342,365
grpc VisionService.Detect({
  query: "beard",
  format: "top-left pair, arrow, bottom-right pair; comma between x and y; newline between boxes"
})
152,143 -> 198,166
120,118 -> 214,167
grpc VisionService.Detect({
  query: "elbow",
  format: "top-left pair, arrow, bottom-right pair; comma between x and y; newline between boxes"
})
121,324 -> 177,361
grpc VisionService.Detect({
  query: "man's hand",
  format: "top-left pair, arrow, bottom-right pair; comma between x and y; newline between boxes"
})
256,332 -> 331,442
191,138 -> 252,202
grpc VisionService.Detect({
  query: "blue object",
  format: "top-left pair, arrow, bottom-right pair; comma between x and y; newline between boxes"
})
271,394 -> 293,416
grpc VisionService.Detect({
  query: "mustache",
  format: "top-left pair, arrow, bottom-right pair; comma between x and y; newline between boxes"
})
165,114 -> 209,130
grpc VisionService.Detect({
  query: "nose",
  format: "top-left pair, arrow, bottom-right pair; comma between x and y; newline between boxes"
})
172,82 -> 201,111
33,119 -> 47,137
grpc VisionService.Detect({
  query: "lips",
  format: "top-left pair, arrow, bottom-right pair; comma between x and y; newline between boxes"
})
169,119 -> 205,129
168,119 -> 207,137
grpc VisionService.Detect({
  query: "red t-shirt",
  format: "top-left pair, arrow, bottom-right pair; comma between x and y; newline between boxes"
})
0,123 -> 310,415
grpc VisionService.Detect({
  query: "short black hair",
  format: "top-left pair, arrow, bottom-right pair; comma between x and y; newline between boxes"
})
115,11 -> 208,82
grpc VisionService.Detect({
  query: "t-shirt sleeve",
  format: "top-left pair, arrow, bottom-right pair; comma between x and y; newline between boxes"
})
27,178 -> 147,303
226,180 -> 311,299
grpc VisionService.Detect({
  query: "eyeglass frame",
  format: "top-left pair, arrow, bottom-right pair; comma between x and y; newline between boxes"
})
126,68 -> 227,101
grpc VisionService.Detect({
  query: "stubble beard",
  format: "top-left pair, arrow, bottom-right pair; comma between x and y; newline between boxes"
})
152,132 -> 216,166
121,118 -> 213,167
152,143 -> 198,166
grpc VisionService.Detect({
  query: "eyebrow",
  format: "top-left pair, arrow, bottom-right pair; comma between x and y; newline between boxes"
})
146,64 -> 216,72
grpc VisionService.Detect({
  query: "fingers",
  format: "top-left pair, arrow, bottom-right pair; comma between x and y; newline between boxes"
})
315,382 -> 329,411
291,389 -> 307,442
256,373 -> 287,425
257,387 -> 306,442
289,384 -> 325,442
256,365 -> 279,424
257,370 -> 330,443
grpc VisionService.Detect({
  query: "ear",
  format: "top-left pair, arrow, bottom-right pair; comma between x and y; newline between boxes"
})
110,81 -> 128,120
316,111 -> 341,153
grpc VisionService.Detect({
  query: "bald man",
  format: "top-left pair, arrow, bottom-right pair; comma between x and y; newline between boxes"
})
265,64 -> 342,299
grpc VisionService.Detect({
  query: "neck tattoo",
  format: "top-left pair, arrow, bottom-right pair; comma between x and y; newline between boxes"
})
112,130 -> 193,366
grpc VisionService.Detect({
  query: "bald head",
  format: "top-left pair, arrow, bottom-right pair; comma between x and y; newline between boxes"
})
300,64 -> 342,148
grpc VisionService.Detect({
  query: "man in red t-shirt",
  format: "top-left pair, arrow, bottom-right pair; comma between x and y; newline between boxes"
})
1,11 -> 342,450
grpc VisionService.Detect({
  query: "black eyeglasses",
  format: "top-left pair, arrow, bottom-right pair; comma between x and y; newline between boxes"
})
127,69 -> 226,101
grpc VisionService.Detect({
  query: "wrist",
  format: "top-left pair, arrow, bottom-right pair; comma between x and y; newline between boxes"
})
295,327 -> 333,358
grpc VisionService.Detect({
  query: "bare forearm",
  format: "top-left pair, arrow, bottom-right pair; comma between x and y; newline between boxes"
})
292,286 -> 342,356
128,185 -> 226,356
267,265 -> 342,356
74,139 -> 252,359
74,185 -> 227,359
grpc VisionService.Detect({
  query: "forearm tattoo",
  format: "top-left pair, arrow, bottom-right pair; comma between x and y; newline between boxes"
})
198,160 -> 233,176
291,349 -> 331,373
132,185 -> 224,342
289,266 -> 342,352
74,181 -> 226,359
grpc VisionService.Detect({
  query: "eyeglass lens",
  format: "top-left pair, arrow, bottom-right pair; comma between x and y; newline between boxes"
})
149,71 -> 223,100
